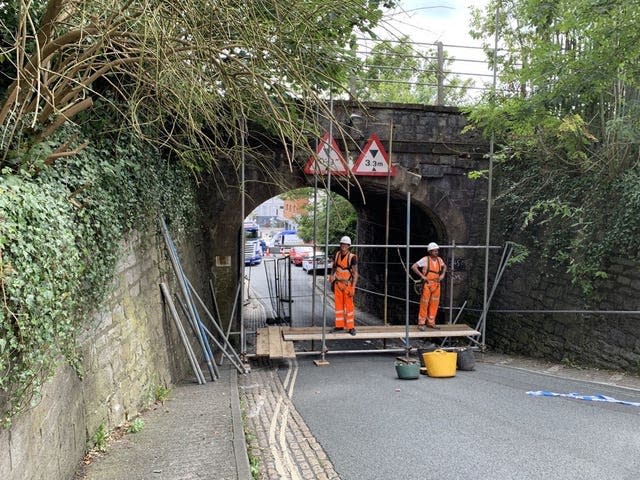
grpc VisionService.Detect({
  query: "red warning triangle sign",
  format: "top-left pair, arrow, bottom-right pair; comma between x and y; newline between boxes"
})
352,133 -> 396,176
303,133 -> 349,175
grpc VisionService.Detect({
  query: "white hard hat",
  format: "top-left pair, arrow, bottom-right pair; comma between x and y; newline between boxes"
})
427,242 -> 439,251
340,236 -> 352,245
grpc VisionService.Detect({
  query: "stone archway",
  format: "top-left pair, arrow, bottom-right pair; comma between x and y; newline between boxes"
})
198,101 -> 489,331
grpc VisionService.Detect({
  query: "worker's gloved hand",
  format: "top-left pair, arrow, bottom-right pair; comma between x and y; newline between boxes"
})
349,286 -> 356,297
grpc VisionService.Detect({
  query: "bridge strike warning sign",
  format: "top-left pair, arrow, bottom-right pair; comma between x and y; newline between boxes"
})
352,133 -> 396,176
303,133 -> 349,175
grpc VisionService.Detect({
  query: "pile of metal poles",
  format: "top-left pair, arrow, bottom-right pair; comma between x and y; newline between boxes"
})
159,217 -> 247,384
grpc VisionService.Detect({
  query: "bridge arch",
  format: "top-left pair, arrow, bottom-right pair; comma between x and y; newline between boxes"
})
200,101 -> 489,325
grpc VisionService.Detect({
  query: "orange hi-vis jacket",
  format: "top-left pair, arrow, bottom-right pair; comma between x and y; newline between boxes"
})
418,255 -> 445,326
421,256 -> 445,283
334,251 -> 356,283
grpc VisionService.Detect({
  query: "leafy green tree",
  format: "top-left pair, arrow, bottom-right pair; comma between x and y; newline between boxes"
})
351,35 -> 473,105
469,0 -> 640,292
296,192 -> 357,246
0,0 -> 397,172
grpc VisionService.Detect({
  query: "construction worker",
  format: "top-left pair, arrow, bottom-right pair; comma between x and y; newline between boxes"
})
328,236 -> 358,335
411,242 -> 447,331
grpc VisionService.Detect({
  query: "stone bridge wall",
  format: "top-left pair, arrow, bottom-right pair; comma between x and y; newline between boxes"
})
333,102 -> 490,323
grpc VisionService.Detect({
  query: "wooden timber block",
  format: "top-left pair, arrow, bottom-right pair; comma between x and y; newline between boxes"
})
396,356 -> 417,364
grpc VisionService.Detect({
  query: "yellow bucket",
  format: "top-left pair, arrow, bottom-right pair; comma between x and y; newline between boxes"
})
422,349 -> 458,378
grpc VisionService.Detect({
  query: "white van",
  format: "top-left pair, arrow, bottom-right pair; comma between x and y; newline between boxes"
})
270,231 -> 304,255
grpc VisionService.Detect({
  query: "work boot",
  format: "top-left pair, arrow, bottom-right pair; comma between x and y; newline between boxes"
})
349,328 -> 356,336
331,327 -> 344,333
427,324 -> 440,330
417,325 -> 426,331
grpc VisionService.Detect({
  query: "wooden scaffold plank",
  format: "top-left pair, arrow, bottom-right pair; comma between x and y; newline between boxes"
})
256,327 -> 270,357
255,327 -> 297,359
281,324 -> 480,342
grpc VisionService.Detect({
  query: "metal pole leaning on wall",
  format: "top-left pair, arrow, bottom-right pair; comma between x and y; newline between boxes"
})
160,282 -> 206,385
160,218 -> 217,381
184,275 -> 220,379
184,278 -> 246,373
476,242 -> 513,337
240,115 -> 247,358
221,284 -> 241,365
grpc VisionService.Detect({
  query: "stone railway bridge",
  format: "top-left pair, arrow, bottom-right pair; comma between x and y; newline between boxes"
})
199,101 -> 491,324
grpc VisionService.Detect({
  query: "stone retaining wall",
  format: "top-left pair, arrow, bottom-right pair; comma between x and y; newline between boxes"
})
0,226 -> 212,480
487,255 -> 640,372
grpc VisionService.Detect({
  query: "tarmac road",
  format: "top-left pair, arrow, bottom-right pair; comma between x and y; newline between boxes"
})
287,353 -> 640,480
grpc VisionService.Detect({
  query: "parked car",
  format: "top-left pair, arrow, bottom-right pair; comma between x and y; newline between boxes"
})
289,246 -> 314,266
302,254 -> 333,273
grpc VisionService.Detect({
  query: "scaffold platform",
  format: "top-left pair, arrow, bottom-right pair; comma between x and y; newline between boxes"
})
281,324 -> 480,341
255,324 -> 480,360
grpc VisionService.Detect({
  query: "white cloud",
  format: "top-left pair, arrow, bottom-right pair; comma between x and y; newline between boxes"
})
371,0 -> 494,84
379,1 -> 487,46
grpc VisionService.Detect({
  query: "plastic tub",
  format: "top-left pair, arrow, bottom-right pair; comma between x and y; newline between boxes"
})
422,349 -> 458,378
395,361 -> 420,380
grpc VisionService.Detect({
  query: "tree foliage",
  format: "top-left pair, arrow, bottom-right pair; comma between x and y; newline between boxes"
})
469,0 -> 640,294
295,192 -> 357,246
352,35 -> 473,105
0,0 -> 396,173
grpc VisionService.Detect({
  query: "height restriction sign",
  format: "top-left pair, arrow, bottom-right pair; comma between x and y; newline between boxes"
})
303,133 -> 349,175
352,133 -> 396,176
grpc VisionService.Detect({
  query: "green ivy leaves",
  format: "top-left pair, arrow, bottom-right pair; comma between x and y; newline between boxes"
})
0,128 -> 196,427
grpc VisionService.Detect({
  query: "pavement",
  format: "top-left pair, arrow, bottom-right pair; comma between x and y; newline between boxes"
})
74,365 -> 251,480
74,288 -> 640,480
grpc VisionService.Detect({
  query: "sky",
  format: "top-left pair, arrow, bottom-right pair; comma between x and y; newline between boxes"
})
371,0 -> 494,83
380,0 -> 489,47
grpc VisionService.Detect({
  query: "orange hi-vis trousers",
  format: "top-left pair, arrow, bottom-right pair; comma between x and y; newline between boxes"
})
418,280 -> 440,327
334,282 -> 355,329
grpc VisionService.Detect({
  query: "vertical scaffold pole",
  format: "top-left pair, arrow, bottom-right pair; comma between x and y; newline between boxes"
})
482,5 -> 500,350
317,94 -> 334,366
404,191 -> 411,357
383,119 -> 393,327
449,240 -> 455,324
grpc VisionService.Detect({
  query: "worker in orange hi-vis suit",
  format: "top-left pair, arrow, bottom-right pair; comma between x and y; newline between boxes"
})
328,236 -> 359,336
411,242 -> 447,331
